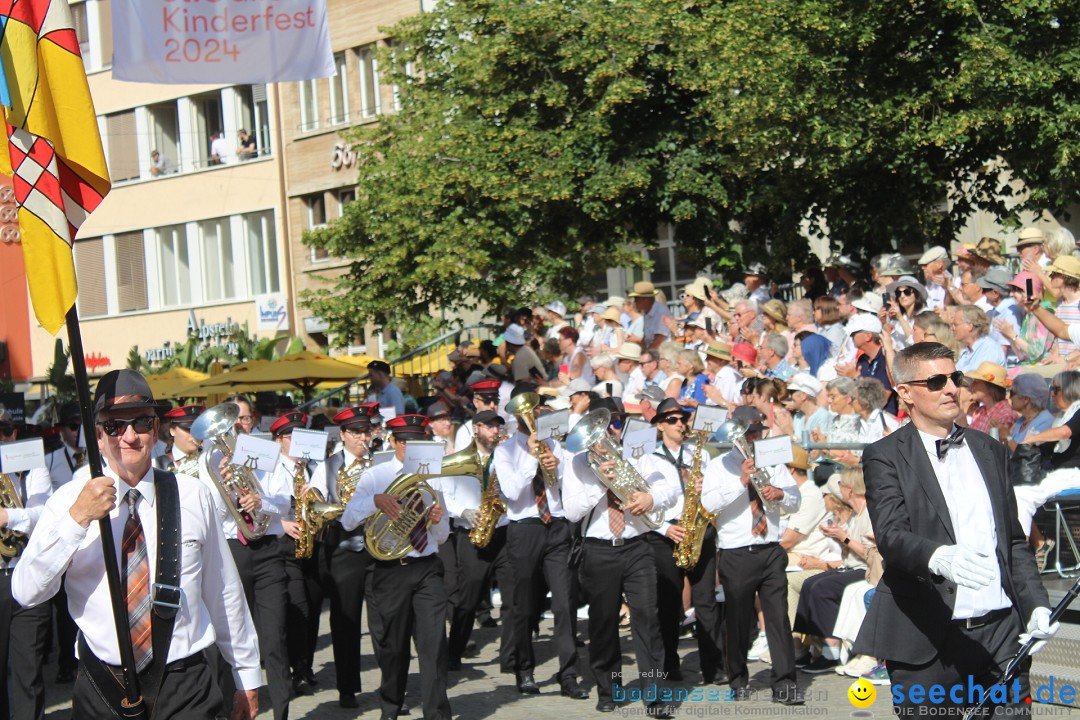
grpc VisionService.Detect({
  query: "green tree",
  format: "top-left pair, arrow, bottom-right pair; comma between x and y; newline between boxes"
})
305,0 -> 1080,338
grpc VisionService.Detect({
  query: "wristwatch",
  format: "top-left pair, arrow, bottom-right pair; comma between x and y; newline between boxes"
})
843,536 -> 851,546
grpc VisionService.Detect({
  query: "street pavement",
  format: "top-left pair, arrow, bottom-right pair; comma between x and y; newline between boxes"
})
40,608 -> 1080,719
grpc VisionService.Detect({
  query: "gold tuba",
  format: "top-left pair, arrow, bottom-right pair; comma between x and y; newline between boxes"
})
564,409 -> 665,529
506,392 -> 558,487
190,403 -> 274,542
0,473 -> 27,558
293,459 -> 344,559
673,433 -> 717,569
365,442 -> 483,561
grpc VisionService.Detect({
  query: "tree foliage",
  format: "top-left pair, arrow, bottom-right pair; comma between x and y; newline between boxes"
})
305,0 -> 1080,337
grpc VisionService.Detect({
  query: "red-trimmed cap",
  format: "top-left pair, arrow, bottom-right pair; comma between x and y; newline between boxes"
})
270,411 -> 309,437
386,414 -> 429,439
469,379 -> 502,397
426,401 -> 452,420
332,406 -> 373,430
358,402 -> 383,425
163,404 -> 205,425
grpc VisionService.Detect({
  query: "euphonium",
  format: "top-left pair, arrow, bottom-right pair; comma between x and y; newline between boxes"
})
713,418 -> 779,514
506,392 -> 558,487
336,456 -> 369,507
469,436 -> 507,549
673,433 -> 717,569
564,409 -> 664,529
191,402 -> 273,541
0,473 -> 27,558
366,442 -> 483,561
293,459 -> 345,559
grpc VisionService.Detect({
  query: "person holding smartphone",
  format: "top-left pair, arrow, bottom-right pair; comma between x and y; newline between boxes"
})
996,272 -> 1055,366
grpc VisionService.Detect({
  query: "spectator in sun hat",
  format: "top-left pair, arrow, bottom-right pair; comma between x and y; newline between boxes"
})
1016,226 -> 1051,270
628,281 -> 672,350
544,300 -> 569,340
975,266 -> 1024,354
742,262 -> 771,305
504,322 -> 547,383
996,272 -> 1055,366
918,246 -> 951,311
823,253 -> 860,298
702,340 -> 743,409
968,236 -> 1006,270
882,275 -> 928,351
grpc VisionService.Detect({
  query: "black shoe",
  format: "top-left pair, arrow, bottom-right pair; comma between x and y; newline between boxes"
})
400,699 -> 411,716
794,649 -> 814,668
701,671 -> 729,686
772,685 -> 806,706
731,687 -> 753,701
463,641 -> 479,658
516,671 -> 540,694
55,669 -> 75,684
303,668 -> 317,685
339,693 -> 359,709
292,678 -> 313,697
560,678 -> 589,700
575,637 -> 586,647
667,669 -> 683,682
448,658 -> 462,671
596,699 -> 617,712
801,655 -> 839,674
480,616 -> 498,628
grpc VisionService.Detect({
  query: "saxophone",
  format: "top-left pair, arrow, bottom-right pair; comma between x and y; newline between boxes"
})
673,434 -> 717,569
469,439 -> 507,548
336,456 -> 368,507
294,459 -> 346,559
0,473 -> 27,558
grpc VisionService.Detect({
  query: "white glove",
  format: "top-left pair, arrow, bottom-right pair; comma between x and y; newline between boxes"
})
1019,607 -> 1059,655
927,545 -> 996,590
462,508 -> 479,526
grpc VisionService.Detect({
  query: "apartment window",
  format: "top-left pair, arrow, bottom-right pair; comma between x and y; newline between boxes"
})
192,93 -> 225,167
338,188 -> 355,215
105,110 -> 138,182
157,225 -> 191,307
147,101 -> 180,176
358,45 -> 380,118
245,211 -> 280,295
299,79 -> 319,132
392,58 -> 415,113
71,2 -> 91,65
97,0 -> 113,70
307,193 -> 329,261
115,232 -> 149,312
329,53 -> 349,125
252,84 -> 271,156
74,237 -> 107,316
200,219 -> 235,301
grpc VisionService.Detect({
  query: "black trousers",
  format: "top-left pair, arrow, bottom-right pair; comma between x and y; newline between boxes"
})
227,535 -> 290,720
369,555 -> 451,720
888,611 -> 1030,718
320,525 -> 380,695
793,568 -> 866,638
506,518 -> 579,679
447,525 -> 515,669
72,653 -> 221,720
646,532 -> 685,675
439,531 -> 458,621
581,537 -> 667,703
717,543 -> 796,692
0,571 -> 50,720
279,535 -> 324,678
54,578 -> 78,674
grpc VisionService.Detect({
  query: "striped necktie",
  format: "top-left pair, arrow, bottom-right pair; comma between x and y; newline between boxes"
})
122,489 -> 153,672
607,490 -> 625,537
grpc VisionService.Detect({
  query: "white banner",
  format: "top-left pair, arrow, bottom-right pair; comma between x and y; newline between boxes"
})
255,293 -> 289,333
112,0 -> 335,84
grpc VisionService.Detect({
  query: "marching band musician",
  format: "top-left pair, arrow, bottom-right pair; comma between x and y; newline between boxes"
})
442,410 -> 515,672
269,412 -> 329,698
700,406 -> 804,706
45,401 -> 86,490
341,414 -> 452,720
649,398 -> 727,686
199,396 -> 293,720
13,370 -> 262,719
153,405 -> 204,473
0,413 -> 54,719
427,401 -> 458,454
453,379 -> 503,450
493,388 -> 586,699
318,406 -> 381,708
561,399 -> 679,717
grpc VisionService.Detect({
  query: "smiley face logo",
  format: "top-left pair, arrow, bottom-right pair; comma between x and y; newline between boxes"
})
848,678 -> 876,708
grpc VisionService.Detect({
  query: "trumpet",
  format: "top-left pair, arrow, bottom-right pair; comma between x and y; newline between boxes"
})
506,392 -> 558,487
712,418 -> 779,514
564,409 -> 665,529
365,442 -> 483,561
0,473 -> 27,558
191,403 -> 274,542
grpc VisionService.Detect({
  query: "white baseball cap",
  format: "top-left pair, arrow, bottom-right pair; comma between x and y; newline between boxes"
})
787,373 -> 823,397
504,323 -> 526,345
846,314 -> 883,336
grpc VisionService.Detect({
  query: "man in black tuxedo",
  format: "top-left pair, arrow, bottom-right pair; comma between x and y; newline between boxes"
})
854,342 -> 1057,717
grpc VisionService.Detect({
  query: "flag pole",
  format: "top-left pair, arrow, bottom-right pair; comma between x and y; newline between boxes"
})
64,305 -> 144,709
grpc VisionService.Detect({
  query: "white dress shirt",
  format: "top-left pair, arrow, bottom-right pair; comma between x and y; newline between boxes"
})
340,456 -> 450,558
916,429 -> 1011,619
561,451 -> 679,540
198,448 -> 289,538
271,454 -> 330,510
454,421 -> 475,452
701,451 -> 800,548
708,365 -> 744,406
12,466 -> 262,689
45,445 -> 83,490
651,441 -> 711,534
493,431 -> 567,521
1,468 -> 53,571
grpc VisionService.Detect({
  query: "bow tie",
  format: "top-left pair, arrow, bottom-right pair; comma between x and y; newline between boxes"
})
935,428 -> 966,461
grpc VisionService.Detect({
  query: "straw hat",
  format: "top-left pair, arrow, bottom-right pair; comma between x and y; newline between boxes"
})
964,361 -> 1007,389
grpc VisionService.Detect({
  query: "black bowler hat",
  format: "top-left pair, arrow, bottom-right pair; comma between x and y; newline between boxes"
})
163,404 -> 205,427
93,370 -> 157,414
270,411 -> 309,437
333,406 -> 373,430
386,414 -> 429,439
650,398 -> 690,425
58,401 -> 81,424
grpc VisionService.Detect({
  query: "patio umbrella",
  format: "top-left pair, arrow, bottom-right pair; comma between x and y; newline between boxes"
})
144,367 -> 209,400
192,351 -> 365,399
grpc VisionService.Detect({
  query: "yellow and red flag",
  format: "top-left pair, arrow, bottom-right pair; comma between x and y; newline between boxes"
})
0,0 -> 110,334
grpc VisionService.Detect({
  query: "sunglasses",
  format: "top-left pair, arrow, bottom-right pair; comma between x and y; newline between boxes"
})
65,422 -> 82,432
0,425 -> 14,435
660,416 -> 685,425
895,287 -> 917,297
904,371 -> 966,392
99,416 -> 157,437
